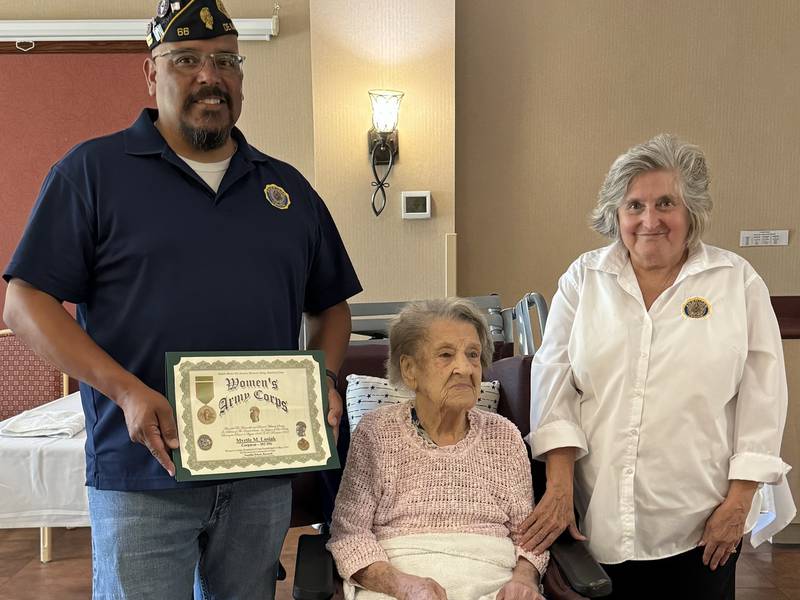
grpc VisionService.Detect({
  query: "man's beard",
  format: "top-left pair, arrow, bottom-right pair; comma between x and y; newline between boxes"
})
180,86 -> 234,152
179,120 -> 230,151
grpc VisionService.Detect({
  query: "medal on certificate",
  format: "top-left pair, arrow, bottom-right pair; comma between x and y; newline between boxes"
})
165,351 -> 340,481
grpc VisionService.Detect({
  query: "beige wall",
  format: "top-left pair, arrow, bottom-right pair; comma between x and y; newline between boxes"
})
0,0 -> 316,181
456,0 -> 800,305
4,1 -> 794,304
456,1 -> 800,541
309,0 -> 455,302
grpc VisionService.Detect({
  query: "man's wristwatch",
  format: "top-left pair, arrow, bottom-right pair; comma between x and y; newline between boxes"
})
325,368 -> 339,389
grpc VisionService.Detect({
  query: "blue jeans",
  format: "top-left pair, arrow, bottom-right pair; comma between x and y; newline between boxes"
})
88,478 -> 291,600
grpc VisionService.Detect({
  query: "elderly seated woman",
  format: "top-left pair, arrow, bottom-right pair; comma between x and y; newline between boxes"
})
328,298 -> 548,600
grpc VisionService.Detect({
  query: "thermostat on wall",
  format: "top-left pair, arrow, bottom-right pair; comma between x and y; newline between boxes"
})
401,191 -> 431,219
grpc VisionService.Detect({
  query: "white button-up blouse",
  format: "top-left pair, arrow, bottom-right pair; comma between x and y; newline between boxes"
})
528,241 -> 791,564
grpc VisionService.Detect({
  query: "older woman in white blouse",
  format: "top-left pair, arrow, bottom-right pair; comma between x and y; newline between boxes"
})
520,134 -> 790,599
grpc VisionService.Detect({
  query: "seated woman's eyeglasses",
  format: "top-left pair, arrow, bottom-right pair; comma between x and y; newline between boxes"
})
153,50 -> 246,74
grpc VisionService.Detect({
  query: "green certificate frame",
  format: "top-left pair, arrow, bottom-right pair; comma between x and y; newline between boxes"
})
165,350 -> 340,482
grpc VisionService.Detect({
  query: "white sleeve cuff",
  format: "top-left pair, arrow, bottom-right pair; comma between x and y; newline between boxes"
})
728,452 -> 791,484
527,421 -> 588,461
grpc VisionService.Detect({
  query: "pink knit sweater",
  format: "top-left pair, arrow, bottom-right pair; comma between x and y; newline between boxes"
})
328,401 -> 549,581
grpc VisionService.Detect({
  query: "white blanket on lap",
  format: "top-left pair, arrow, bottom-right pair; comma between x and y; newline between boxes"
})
344,533 -> 517,600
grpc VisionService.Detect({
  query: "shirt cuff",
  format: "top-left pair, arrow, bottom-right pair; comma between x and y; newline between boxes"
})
527,421 -> 588,461
328,541 -> 389,582
728,452 -> 791,484
515,545 -> 550,577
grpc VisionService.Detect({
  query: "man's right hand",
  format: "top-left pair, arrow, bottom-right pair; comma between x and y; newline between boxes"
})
117,385 -> 179,477
393,572 -> 448,600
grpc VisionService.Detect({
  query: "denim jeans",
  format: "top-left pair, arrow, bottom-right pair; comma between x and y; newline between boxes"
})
88,477 -> 291,600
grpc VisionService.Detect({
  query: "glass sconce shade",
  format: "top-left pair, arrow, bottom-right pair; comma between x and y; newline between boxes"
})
369,89 -> 404,133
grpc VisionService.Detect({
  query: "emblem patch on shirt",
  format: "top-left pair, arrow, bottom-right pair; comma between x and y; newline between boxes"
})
264,184 -> 291,210
682,296 -> 711,319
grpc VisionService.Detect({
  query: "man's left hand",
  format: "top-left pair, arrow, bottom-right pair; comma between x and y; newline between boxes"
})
327,386 -> 343,443
496,580 -> 544,600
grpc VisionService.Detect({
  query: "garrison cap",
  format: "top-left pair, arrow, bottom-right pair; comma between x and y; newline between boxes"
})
146,0 -> 237,50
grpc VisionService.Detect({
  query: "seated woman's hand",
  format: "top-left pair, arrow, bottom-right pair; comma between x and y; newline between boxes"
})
518,483 -> 586,554
392,572 -> 448,600
496,579 -> 544,600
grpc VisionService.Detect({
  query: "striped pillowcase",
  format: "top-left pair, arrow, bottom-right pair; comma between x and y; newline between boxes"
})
345,374 -> 500,433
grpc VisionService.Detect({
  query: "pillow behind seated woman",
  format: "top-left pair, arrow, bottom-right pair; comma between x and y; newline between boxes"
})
328,297 -> 548,600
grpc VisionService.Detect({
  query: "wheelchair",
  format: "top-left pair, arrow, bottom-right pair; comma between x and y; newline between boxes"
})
287,295 -> 611,599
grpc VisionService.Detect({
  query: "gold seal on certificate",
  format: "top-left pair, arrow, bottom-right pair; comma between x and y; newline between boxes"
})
165,351 -> 339,481
197,406 -> 216,425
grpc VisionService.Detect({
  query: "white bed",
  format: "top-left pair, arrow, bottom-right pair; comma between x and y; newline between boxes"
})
0,392 -> 89,561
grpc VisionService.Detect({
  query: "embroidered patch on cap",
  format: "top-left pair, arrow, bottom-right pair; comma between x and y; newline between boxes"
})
200,6 -> 214,29
682,296 -> 711,319
264,184 -> 291,210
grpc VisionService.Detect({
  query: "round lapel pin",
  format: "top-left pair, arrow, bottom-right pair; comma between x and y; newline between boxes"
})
682,296 -> 711,319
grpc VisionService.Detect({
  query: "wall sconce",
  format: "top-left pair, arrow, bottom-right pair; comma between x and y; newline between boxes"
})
368,89 -> 403,216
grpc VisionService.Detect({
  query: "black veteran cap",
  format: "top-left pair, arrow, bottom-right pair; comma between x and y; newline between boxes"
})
146,0 -> 238,50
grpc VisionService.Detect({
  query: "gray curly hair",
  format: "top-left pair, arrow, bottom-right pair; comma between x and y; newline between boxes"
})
590,133 -> 712,250
386,297 -> 493,386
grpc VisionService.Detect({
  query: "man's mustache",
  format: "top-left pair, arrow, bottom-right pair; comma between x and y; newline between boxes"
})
183,87 -> 232,110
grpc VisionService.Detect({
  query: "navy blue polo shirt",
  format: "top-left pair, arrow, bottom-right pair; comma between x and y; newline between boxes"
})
4,109 -> 362,491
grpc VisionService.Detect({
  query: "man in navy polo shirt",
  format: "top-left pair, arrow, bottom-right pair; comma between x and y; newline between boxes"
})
3,1 -> 361,598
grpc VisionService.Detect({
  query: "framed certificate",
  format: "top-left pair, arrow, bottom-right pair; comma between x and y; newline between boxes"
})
165,351 -> 339,482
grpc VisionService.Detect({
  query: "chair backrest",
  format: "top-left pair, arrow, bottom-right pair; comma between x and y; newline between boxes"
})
485,354 -> 534,437
0,329 -> 68,422
485,354 -> 547,502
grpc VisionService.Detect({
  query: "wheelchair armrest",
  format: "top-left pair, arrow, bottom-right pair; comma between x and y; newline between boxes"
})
549,533 -> 612,598
293,532 -> 335,600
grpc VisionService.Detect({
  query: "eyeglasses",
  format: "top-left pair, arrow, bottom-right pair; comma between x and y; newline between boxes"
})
153,50 -> 246,75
